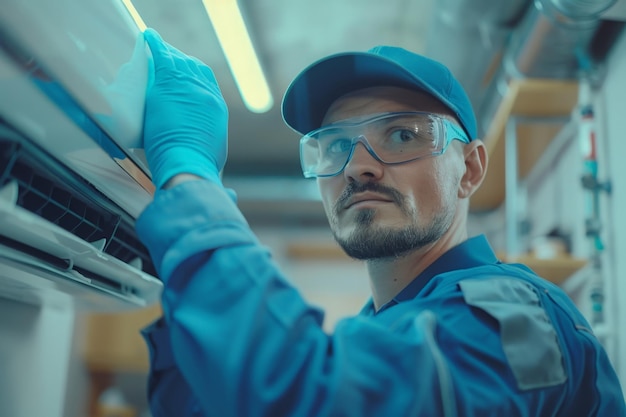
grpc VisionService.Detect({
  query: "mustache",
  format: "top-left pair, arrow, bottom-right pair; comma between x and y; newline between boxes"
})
334,182 -> 405,212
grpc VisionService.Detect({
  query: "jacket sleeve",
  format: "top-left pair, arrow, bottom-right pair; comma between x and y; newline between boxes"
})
135,180 -> 460,417
135,180 -> 626,417
141,318 -> 202,417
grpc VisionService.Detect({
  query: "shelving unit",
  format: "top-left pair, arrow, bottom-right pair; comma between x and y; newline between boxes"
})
81,304 -> 162,417
286,242 -> 587,286
470,77 -> 587,283
82,304 -> 161,372
286,241 -> 352,260
503,255 -> 588,286
470,78 -> 580,212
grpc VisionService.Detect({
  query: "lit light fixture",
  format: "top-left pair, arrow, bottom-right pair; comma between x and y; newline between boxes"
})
201,0 -> 274,113
120,0 -> 147,31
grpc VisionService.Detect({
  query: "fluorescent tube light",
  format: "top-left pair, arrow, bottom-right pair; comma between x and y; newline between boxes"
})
121,0 -> 147,31
201,0 -> 274,113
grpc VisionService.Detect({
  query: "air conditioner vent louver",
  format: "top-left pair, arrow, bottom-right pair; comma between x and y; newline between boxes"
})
0,133 -> 157,278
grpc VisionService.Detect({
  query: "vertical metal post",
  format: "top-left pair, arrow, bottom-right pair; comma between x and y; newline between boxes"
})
505,117 -> 520,258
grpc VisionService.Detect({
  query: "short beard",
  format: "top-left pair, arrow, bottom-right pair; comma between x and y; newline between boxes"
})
328,181 -> 455,260
333,208 -> 452,260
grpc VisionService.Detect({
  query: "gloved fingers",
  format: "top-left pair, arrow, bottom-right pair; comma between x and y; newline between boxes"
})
225,188 -> 238,203
198,64 -> 222,92
143,28 -> 176,73
171,52 -> 222,96
187,54 -> 212,75
143,28 -> 222,92
167,48 -> 211,81
140,27 -> 229,189
151,36 -> 201,71
144,30 -> 212,84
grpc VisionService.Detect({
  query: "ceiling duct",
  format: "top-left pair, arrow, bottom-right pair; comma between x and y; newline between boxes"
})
479,0 -> 618,135
425,0 -> 619,137
504,0 -> 617,79
424,0 -> 532,135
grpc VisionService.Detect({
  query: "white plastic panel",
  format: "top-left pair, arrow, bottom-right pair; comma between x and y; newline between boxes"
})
0,181 -> 162,306
0,0 -> 148,150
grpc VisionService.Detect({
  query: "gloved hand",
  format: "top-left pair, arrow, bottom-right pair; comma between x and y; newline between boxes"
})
142,28 -> 228,189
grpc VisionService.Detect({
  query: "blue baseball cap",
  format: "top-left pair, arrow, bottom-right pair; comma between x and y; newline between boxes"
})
281,46 -> 477,141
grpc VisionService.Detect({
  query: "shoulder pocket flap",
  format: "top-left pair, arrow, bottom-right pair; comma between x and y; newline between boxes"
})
459,278 -> 567,390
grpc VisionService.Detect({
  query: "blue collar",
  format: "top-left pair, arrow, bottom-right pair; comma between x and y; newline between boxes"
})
360,235 -> 500,315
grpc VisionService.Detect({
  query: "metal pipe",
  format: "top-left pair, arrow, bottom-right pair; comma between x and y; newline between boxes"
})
505,0 -> 617,79
505,118 -> 521,257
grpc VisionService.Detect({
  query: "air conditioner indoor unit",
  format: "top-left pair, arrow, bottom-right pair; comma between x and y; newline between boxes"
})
0,0 -> 163,311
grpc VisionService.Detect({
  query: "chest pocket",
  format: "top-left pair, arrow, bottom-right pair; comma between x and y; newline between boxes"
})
459,278 -> 567,390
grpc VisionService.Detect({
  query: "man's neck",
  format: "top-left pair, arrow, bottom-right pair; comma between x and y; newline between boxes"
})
366,226 -> 468,311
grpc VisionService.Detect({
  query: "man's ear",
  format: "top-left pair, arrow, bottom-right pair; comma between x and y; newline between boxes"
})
458,139 -> 488,199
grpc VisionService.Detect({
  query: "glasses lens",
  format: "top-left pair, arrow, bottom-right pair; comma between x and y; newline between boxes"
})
367,113 -> 439,162
300,112 -> 445,178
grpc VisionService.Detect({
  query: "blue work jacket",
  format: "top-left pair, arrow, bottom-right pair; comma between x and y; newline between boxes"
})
136,180 -> 626,417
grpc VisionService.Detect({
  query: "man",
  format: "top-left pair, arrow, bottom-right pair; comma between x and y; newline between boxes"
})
137,28 -> 625,416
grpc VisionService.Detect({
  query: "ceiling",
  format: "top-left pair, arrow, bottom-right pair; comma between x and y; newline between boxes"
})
128,0 -> 441,224
133,0 -> 436,179
129,0 -> 625,225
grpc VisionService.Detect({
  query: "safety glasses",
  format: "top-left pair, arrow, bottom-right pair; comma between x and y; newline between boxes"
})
300,111 -> 470,178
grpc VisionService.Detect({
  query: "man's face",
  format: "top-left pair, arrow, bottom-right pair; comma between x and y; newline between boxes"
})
317,86 -> 466,260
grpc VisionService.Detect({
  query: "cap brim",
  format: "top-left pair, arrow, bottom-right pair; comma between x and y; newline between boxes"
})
281,52 -> 452,135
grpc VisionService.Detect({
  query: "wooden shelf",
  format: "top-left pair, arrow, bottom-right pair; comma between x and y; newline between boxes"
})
81,304 -> 162,373
286,241 -> 352,260
287,242 -> 586,286
470,79 -> 579,212
81,304 -> 162,417
504,255 -> 588,286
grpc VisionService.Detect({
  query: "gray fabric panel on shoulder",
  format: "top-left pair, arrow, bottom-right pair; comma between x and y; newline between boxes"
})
459,277 -> 567,390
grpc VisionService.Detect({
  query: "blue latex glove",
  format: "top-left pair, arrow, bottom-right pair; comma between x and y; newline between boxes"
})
142,28 -> 228,189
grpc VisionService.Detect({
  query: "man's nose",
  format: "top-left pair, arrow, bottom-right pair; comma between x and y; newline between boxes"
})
342,140 -> 384,181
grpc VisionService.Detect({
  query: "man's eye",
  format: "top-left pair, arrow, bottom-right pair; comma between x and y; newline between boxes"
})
326,138 -> 352,154
389,129 -> 420,143
388,127 -> 434,145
